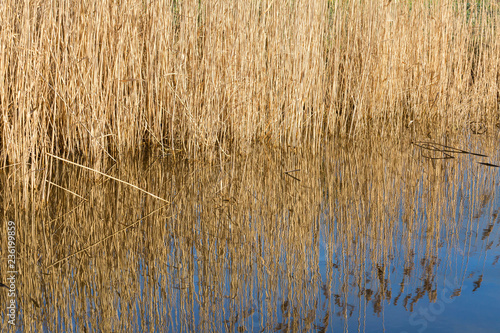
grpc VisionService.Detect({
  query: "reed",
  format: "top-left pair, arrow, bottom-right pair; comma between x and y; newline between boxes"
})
1,0 -> 499,170
2,2 -> 499,329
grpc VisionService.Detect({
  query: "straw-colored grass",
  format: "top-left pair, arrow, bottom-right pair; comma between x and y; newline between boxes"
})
1,0 -> 499,170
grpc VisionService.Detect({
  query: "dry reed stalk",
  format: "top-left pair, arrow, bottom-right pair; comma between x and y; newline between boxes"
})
45,180 -> 87,201
48,204 -> 169,268
46,152 -> 169,203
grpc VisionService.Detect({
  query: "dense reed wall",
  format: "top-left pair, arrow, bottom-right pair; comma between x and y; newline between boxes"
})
1,0 -> 499,166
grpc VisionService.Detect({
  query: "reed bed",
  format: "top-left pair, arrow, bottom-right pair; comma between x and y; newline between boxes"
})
1,0 -> 500,330
1,0 -> 499,166
1,138 -> 499,331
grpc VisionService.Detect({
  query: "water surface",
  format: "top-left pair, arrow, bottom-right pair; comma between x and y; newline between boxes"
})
2,138 -> 500,332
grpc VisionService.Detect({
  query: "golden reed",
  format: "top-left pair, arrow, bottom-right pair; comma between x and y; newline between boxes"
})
1,1 -> 499,166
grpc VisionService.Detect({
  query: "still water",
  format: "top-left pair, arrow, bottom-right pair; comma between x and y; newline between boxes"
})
1,138 -> 500,332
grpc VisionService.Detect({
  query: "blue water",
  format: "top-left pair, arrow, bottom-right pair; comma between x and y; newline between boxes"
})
4,148 -> 500,333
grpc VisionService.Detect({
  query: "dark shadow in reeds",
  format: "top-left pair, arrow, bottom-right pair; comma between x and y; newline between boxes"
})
412,141 -> 488,159
413,141 -> 499,167
477,162 -> 500,168
284,169 -> 301,182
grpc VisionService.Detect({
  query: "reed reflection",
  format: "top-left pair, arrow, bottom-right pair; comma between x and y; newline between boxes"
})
2,139 -> 499,332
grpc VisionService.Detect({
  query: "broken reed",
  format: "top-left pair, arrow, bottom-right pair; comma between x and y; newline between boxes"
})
1,0 -> 499,168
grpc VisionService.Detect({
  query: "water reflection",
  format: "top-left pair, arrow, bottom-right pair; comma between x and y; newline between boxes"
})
2,139 -> 500,332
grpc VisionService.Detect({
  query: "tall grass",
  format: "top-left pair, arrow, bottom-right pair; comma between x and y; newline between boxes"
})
1,0 -> 499,208
1,0 -> 499,164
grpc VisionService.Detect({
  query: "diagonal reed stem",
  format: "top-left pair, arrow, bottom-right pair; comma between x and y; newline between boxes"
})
46,153 -> 169,203
48,205 -> 169,268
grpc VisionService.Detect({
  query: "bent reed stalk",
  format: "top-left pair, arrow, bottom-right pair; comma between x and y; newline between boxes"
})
1,1 -> 499,169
